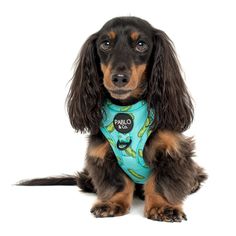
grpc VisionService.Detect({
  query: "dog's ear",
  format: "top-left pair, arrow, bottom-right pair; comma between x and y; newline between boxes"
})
67,33 -> 104,134
147,29 -> 194,132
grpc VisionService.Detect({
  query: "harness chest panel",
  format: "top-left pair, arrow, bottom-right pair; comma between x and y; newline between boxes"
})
100,100 -> 154,184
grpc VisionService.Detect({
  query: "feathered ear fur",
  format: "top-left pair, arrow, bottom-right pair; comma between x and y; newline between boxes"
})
147,29 -> 194,132
67,33 -> 104,134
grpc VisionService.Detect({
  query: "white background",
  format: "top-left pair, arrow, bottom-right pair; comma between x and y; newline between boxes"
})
1,0 -> 236,235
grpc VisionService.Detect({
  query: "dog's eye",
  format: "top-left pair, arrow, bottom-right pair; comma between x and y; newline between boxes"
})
135,41 -> 148,53
100,41 -> 112,51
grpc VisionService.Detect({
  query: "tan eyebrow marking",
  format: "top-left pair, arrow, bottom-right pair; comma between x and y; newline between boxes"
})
108,31 -> 116,39
130,31 -> 139,41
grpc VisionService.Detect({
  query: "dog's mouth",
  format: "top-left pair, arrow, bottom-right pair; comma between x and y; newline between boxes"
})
110,89 -> 132,95
109,89 -> 132,99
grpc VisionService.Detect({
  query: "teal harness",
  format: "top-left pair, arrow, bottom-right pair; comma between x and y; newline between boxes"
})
100,100 -> 154,184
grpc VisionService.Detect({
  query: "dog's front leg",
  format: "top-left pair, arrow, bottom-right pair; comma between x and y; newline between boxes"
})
144,175 -> 186,222
143,130 -> 206,222
90,176 -> 134,217
86,134 -> 135,217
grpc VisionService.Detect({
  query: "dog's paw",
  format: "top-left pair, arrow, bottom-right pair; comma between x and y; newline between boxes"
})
90,201 -> 128,218
145,206 -> 187,222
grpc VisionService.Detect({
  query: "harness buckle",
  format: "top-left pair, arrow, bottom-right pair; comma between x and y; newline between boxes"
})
117,139 -> 132,150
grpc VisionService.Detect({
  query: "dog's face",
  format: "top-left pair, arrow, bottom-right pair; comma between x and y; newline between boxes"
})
96,19 -> 154,100
67,16 -> 194,134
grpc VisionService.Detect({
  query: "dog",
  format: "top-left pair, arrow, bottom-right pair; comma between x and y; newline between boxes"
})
19,16 -> 207,222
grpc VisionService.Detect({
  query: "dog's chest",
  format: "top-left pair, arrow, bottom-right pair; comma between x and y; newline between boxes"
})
100,100 -> 154,184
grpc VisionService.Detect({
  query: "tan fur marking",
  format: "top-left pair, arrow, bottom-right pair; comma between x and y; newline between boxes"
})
146,131 -> 184,160
129,64 -> 146,88
92,177 -> 135,216
127,64 -> 147,97
144,175 -> 182,216
87,141 -> 110,159
108,31 -> 116,39
144,175 -> 168,213
130,86 -> 144,98
109,177 -> 135,209
101,63 -> 113,89
130,31 -> 139,41
157,131 -> 183,156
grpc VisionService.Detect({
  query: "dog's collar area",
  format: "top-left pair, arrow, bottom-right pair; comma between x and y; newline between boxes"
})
105,99 -> 147,112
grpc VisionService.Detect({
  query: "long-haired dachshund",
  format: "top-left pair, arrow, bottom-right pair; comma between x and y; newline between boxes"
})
19,16 -> 207,222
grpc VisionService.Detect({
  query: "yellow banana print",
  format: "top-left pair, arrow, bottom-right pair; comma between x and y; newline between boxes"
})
106,121 -> 115,133
138,117 -> 151,137
124,147 -> 136,157
147,129 -> 152,137
128,169 -> 145,179
121,105 -> 132,112
138,149 -> 143,157
129,113 -> 135,120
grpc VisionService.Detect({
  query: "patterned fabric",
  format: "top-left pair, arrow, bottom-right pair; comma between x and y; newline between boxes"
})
100,100 -> 154,184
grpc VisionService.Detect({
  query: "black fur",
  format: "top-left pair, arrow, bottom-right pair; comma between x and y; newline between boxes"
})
18,17 -> 207,221
86,132 -> 126,200
67,16 -> 193,134
17,175 -> 77,186
147,30 -> 193,132
66,33 -> 105,134
77,169 -> 95,193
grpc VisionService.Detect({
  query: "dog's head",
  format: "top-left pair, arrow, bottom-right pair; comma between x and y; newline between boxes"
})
67,17 -> 193,134
97,18 -> 153,101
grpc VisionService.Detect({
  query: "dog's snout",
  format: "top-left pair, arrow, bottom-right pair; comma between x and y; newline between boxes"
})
111,74 -> 130,87
115,63 -> 127,72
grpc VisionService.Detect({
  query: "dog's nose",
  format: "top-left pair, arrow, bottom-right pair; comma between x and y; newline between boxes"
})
111,74 -> 130,87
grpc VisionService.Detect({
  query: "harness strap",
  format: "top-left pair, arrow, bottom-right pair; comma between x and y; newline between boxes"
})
100,100 -> 154,184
